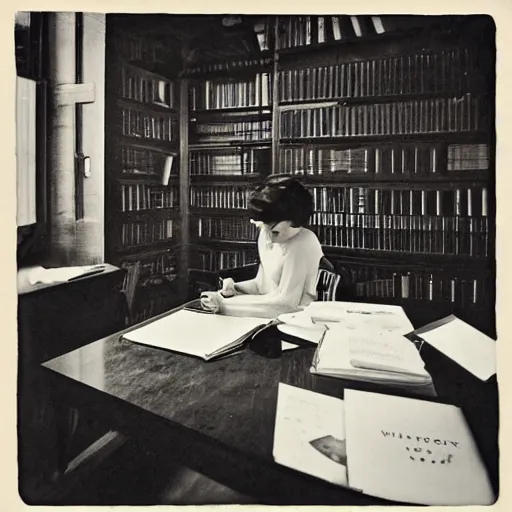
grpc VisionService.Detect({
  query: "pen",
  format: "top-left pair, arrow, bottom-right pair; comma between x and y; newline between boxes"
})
68,268 -> 106,282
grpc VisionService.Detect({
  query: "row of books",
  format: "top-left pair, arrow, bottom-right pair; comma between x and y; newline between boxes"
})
310,213 -> 489,257
278,47 -> 473,102
189,186 -> 250,209
182,58 -> 273,77
448,144 -> 490,171
189,73 -> 271,110
279,143 -> 489,175
353,271 -> 486,305
121,184 -> 178,212
278,15 -> 388,49
309,187 -> 488,217
121,107 -> 178,142
191,248 -> 258,272
192,119 -> 272,142
280,94 -> 486,139
281,145 -> 424,175
121,65 -> 177,109
195,217 -> 258,241
120,147 -> 177,177
120,219 -> 175,248
190,147 -> 268,175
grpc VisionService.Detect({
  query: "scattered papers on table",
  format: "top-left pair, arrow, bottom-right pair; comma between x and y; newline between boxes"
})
302,301 -> 414,334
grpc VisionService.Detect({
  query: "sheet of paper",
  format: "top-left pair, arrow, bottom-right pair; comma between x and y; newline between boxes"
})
303,301 -> 414,334
344,389 -> 495,506
277,323 -> 326,344
123,310 -> 269,359
281,341 -> 299,351
418,316 -> 496,381
26,264 -> 106,284
277,311 -> 316,328
273,383 -> 347,487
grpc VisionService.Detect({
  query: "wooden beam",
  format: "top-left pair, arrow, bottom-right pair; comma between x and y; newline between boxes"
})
53,83 -> 95,107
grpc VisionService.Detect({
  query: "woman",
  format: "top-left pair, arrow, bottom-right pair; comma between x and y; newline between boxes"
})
200,175 -> 324,318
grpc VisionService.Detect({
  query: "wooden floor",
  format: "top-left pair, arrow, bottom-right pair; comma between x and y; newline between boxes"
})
45,437 -> 258,506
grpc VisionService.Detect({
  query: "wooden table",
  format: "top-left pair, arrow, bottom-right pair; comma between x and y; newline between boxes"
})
41,304 -> 499,505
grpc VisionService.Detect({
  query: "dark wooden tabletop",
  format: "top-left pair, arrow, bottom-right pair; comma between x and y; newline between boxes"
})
41,303 -> 499,505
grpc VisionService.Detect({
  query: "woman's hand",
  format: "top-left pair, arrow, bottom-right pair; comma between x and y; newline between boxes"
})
219,277 -> 237,298
200,291 -> 222,313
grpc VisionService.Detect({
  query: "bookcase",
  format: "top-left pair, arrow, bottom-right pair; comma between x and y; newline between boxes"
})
105,20 -> 183,324
185,49 -> 274,293
272,15 -> 495,334
105,14 -> 495,335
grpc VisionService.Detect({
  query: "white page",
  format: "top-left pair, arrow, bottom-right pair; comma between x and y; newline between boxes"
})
304,301 -> 414,333
277,324 -> 326,344
273,383 -> 347,487
344,389 -> 495,506
281,340 -> 299,351
348,328 -> 428,375
314,325 -> 430,384
419,316 -> 496,381
123,309 -> 269,359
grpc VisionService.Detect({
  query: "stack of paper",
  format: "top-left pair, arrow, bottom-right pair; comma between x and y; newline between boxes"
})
276,311 -> 328,345
311,325 -> 433,388
302,301 -> 414,334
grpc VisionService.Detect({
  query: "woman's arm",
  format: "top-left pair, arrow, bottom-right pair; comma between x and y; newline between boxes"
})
219,247 -> 310,318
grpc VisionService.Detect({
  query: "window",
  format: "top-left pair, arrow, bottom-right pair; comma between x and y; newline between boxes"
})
15,12 -> 48,265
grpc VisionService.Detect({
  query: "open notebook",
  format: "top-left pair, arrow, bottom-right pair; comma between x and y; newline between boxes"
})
122,309 -> 273,361
310,324 -> 433,390
273,383 -> 495,506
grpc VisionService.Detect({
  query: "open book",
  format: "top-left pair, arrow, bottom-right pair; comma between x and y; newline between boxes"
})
122,309 -> 273,361
273,383 -> 495,506
310,324 -> 433,391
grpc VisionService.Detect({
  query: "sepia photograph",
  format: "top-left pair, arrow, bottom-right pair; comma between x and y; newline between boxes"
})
15,11 -> 499,506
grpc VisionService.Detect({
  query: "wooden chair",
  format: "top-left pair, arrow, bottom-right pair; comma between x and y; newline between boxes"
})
215,255 -> 341,302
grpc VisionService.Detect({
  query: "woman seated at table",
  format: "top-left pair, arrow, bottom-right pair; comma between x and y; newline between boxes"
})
200,174 -> 324,318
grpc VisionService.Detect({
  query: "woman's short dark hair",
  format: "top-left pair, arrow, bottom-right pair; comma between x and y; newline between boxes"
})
247,174 -> 314,227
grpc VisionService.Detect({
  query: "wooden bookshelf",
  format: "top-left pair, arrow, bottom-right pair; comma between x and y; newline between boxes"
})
105,18 -> 182,325
185,54 -> 274,283
104,14 -> 495,332
271,14 -> 495,332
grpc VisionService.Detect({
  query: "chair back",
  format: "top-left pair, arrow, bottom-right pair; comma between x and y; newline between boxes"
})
316,258 -> 341,301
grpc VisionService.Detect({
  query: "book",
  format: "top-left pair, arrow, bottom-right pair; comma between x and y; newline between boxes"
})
122,308 -> 273,361
273,383 -> 495,505
310,323 -> 434,389
412,314 -> 496,381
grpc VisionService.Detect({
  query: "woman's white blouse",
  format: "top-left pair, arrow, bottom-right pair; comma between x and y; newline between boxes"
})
219,227 -> 324,317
